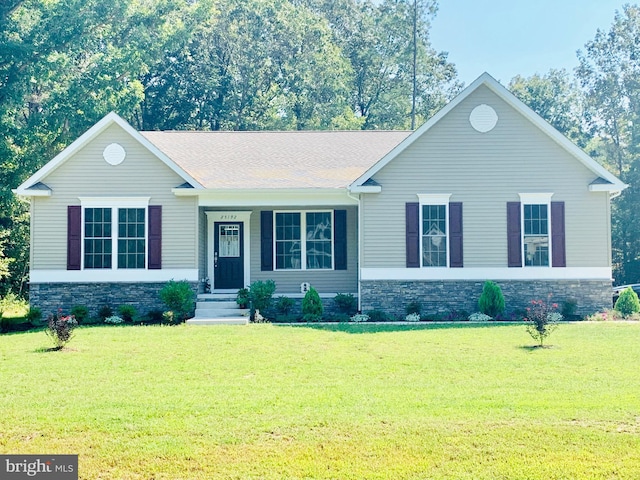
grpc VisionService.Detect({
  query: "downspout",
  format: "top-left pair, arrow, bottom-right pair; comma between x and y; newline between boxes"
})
347,190 -> 362,312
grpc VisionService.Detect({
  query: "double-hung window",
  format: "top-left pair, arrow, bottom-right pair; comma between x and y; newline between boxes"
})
274,211 -> 333,270
81,198 -> 149,270
518,193 -> 553,267
418,194 -> 451,267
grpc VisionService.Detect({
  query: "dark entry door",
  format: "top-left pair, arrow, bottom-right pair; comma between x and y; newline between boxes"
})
214,222 -> 243,289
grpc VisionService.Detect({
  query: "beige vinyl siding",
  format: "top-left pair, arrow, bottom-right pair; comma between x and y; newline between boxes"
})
251,206 -> 358,294
362,85 -> 611,269
31,123 -> 197,270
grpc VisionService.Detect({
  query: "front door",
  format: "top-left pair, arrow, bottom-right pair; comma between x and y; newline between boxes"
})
214,222 -> 244,289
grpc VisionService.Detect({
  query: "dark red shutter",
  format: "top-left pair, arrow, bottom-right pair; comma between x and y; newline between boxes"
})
67,206 -> 81,270
406,202 -> 420,268
551,201 -> 566,267
507,202 -> 522,267
334,209 -> 347,270
148,205 -> 162,269
261,211 -> 273,271
449,202 -> 463,268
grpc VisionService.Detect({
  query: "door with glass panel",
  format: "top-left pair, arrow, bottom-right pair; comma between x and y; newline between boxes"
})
214,223 -> 243,289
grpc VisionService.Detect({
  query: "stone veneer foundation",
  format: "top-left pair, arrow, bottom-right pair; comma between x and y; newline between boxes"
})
360,279 -> 612,318
29,282 -> 199,318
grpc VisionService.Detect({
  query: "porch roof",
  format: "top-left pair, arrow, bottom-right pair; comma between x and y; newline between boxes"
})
140,130 -> 411,189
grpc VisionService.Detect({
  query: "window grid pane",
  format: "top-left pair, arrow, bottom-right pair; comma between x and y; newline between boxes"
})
524,204 -> 549,266
84,208 -> 112,269
422,205 -> 447,267
275,213 -> 301,269
306,212 -> 332,269
117,208 -> 146,269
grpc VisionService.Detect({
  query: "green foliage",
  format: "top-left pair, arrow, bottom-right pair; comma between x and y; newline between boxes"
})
118,304 -> 137,323
478,281 -> 505,318
614,287 -> 640,316
275,296 -> 295,316
26,307 -> 43,324
97,305 -> 113,322
302,287 -> 323,322
70,305 -> 90,324
333,293 -> 357,315
561,298 -> 578,318
249,280 -> 276,318
236,288 -> 250,308
524,298 -> 562,347
159,280 -> 195,322
406,301 -> 422,316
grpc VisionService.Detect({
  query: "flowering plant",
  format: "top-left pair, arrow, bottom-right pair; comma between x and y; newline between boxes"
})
45,309 -> 78,350
104,315 -> 124,324
405,312 -> 421,322
524,296 -> 562,347
350,313 -> 369,323
469,312 -> 492,322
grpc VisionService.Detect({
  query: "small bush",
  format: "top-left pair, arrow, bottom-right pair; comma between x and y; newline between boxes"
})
45,310 -> 78,350
70,305 -> 90,324
160,280 -> 195,322
524,297 -> 561,347
478,281 -> 505,317
236,288 -> 250,308
275,296 -> 295,316
98,305 -> 113,322
302,287 -> 323,322
249,280 -> 276,319
405,312 -> 421,322
351,313 -> 369,322
118,304 -> 137,323
334,293 -> 357,315
146,309 -> 165,323
406,301 -> 422,316
26,307 -> 43,324
561,298 -> 578,318
469,312 -> 492,322
104,315 -> 124,324
614,287 -> 640,317
366,309 -> 389,322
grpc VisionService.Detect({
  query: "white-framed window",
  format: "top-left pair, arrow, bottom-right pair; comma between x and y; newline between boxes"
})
519,193 -> 553,267
418,194 -> 451,268
80,197 -> 150,270
274,210 -> 333,270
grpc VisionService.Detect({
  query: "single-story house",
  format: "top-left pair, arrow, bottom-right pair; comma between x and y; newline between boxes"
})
14,73 -> 626,318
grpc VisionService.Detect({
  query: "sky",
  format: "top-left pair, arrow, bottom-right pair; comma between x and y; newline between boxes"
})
429,0 -> 629,86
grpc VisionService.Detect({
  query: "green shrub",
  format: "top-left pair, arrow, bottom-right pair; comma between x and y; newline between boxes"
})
118,304 -> 137,323
70,305 -> 90,324
98,305 -> 113,322
236,288 -> 250,308
160,280 -> 195,322
0,317 -> 10,333
406,301 -> 422,316
146,310 -> 165,323
614,287 -> 640,316
275,296 -> 295,315
334,293 -> 357,315
249,280 -> 276,319
561,298 -> 578,318
478,281 -> 505,317
26,306 -> 43,324
302,287 -> 323,322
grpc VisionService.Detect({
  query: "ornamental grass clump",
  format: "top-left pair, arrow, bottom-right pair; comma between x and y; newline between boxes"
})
45,310 -> 78,350
524,296 -> 562,347
614,287 -> 640,317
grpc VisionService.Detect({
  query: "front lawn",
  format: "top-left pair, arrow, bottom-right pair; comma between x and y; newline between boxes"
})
1,322 -> 639,479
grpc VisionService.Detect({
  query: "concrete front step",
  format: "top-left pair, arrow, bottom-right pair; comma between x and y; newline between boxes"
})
194,308 -> 249,318
187,317 -> 248,325
196,300 -> 239,309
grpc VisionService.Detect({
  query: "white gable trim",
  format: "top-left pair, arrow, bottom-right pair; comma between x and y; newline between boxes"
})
348,72 -> 627,194
14,112 -> 204,196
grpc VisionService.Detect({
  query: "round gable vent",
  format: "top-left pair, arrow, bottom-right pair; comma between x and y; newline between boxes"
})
469,104 -> 498,133
103,143 -> 126,165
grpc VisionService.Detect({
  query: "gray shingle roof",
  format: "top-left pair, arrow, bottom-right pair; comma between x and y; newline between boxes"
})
140,130 -> 411,189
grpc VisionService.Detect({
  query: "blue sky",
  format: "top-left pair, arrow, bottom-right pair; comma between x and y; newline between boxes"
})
429,0 -> 628,86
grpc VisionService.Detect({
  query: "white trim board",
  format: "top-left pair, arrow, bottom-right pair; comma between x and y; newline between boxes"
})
360,267 -> 612,281
29,269 -> 199,283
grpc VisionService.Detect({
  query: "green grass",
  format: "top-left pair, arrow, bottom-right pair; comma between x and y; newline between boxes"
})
1,322 -> 639,479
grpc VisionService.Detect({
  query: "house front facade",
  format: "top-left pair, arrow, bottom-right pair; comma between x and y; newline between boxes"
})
14,73 -> 626,318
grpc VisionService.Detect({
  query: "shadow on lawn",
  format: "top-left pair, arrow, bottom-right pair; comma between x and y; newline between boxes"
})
278,322 -> 521,334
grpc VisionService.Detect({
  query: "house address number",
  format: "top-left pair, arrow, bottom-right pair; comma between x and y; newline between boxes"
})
220,215 -> 238,220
